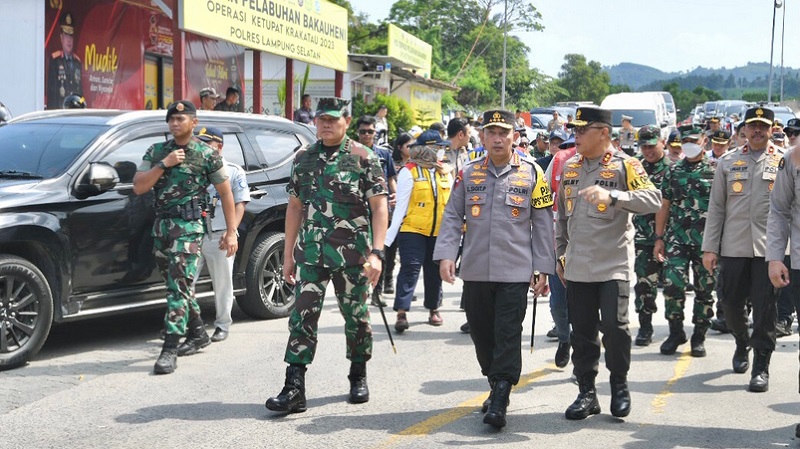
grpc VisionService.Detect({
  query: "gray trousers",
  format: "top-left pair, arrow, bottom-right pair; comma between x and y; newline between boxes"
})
194,231 -> 235,331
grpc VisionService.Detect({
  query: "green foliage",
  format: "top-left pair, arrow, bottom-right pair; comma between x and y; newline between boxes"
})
348,93 -> 414,144
660,82 -> 723,121
558,54 -> 610,105
742,91 -> 768,102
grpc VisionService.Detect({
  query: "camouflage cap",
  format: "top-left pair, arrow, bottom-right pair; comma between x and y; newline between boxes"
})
316,97 -> 350,118
711,130 -> 731,144
637,124 -> 661,145
678,124 -> 703,141
165,100 -> 197,122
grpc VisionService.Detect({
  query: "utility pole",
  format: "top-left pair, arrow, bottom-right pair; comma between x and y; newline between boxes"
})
501,0 -> 507,108
768,0 -> 782,102
780,0 -> 786,102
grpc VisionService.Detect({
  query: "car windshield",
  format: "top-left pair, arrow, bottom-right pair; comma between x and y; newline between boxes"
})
775,112 -> 796,125
660,93 -> 675,113
610,110 -> 658,127
0,123 -> 105,179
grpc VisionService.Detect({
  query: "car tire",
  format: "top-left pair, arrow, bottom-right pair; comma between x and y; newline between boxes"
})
238,232 -> 295,319
0,255 -> 54,371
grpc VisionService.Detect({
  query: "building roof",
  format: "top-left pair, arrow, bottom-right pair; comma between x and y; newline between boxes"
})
348,54 -> 459,92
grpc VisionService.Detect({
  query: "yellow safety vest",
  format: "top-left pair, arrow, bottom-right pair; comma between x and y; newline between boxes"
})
399,163 -> 451,237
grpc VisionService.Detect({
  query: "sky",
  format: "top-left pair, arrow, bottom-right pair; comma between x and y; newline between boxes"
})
346,0 -> 800,78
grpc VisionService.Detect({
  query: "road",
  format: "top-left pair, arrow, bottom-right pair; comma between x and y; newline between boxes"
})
1,279 -> 800,449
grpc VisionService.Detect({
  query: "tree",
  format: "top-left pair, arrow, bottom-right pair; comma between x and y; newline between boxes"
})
349,93 -> 414,143
557,54 -> 610,105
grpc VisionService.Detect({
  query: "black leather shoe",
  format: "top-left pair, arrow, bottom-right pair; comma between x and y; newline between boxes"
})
776,320 -> 793,338
660,320 -> 687,355
483,380 -> 511,428
711,317 -> 730,333
370,291 -> 387,307
177,320 -> 211,356
266,365 -> 307,413
565,384 -> 601,420
748,350 -> 771,392
610,381 -> 631,418
153,334 -> 180,375
555,342 -> 570,368
749,372 -> 769,392
732,342 -> 750,374
460,321 -> 471,334
481,390 -> 492,413
546,326 -> 558,339
211,327 -> 228,342
348,362 -> 370,404
635,313 -> 653,346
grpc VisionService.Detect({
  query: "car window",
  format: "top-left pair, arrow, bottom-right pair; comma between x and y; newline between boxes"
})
99,135 -> 167,183
245,129 -> 302,167
0,123 -> 105,179
610,110 -> 657,127
221,133 -> 246,169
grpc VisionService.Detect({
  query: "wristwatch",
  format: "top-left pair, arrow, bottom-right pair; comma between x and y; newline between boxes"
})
609,189 -> 620,206
157,160 -> 169,170
370,248 -> 386,261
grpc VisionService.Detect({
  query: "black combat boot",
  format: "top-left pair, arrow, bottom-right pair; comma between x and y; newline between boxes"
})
481,381 -> 493,413
635,312 -> 654,346
348,362 -> 370,403
732,336 -> 751,374
383,275 -> 394,295
265,364 -> 307,413
660,319 -> 687,355
555,342 -> 571,368
748,350 -> 771,392
153,334 -> 181,375
565,376 -> 601,420
177,318 -> 211,356
483,380 -> 511,428
690,327 -> 707,357
610,375 -> 631,418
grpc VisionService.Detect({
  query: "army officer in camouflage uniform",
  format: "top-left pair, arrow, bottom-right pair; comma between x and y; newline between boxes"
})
265,98 -> 388,414
435,109 -> 554,429
555,106 -> 661,421
133,101 -> 239,375
654,125 -> 716,358
702,107 -> 784,393
631,125 -> 672,347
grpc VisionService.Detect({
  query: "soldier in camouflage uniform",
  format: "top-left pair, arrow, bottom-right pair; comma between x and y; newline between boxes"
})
265,98 -> 388,414
654,125 -> 716,357
632,125 -> 672,346
133,100 -> 239,375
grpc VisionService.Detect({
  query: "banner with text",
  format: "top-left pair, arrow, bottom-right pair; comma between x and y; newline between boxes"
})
410,85 -> 441,127
180,0 -> 348,71
387,24 -> 432,77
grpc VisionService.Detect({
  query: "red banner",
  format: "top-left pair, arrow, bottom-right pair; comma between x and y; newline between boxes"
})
45,0 -> 245,110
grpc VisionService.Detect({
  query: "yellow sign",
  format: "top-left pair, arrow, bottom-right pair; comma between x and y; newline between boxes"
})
410,85 -> 441,127
179,0 -> 348,72
387,24 -> 432,76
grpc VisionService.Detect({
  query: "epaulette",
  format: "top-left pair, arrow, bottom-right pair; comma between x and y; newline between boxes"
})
51,50 -> 63,59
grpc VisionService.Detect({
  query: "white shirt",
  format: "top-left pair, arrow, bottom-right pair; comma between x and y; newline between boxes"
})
385,166 -> 439,245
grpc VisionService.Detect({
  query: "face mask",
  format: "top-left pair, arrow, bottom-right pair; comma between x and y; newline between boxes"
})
682,142 -> 703,158
436,149 -> 445,160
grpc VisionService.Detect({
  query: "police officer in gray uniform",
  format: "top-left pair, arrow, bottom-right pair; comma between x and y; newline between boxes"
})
555,106 -> 662,420
435,109 -> 554,429
702,106 -> 784,393
765,145 -> 800,439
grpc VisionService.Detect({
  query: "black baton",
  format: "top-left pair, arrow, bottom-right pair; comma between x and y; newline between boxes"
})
530,271 -> 540,354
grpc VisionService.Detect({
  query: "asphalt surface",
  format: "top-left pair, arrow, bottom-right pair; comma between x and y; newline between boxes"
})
1,279 -> 800,449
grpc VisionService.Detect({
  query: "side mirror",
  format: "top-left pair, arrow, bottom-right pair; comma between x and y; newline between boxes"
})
75,162 -> 119,199
661,120 -> 669,128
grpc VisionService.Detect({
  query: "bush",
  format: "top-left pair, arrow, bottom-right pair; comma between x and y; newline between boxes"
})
349,93 -> 415,144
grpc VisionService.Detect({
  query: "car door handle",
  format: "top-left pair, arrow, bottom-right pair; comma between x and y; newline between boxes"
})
250,188 -> 269,199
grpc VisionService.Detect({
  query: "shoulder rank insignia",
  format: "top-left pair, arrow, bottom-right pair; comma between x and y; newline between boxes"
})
779,158 -> 785,170
601,152 -> 613,165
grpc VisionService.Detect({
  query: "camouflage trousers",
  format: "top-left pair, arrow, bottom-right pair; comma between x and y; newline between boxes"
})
663,243 -> 716,328
634,244 -> 660,314
153,220 -> 203,336
285,264 -> 373,365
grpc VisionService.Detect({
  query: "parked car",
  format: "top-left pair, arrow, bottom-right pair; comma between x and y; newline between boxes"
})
0,109 -> 316,370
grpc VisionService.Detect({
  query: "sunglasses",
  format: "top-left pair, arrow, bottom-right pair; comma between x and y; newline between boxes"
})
358,129 -> 375,135
573,125 -> 607,135
518,142 -> 529,148
786,129 -> 800,137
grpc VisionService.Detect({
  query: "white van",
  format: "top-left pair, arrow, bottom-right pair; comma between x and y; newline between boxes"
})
655,91 -> 678,126
600,92 -> 673,139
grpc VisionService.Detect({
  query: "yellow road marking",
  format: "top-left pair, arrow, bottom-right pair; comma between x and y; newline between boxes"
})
372,365 -> 555,449
650,349 -> 693,413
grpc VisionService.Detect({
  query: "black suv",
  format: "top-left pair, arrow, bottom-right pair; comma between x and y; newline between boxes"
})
0,109 -> 314,370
